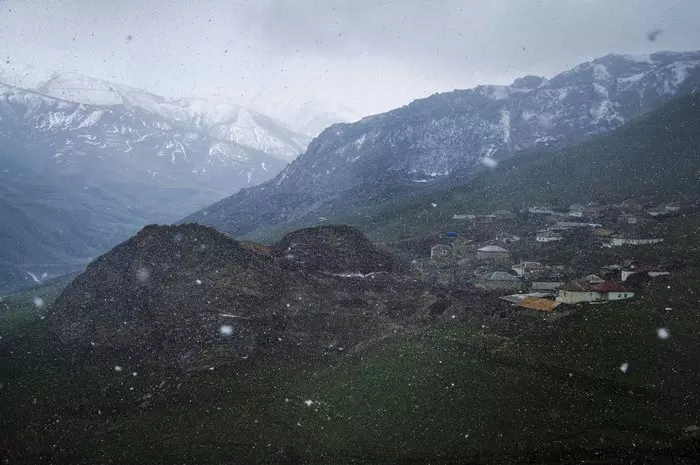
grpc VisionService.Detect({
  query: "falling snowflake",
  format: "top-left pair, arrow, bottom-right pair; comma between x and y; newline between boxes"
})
480,157 -> 498,168
196,279 -> 202,285
303,400 -> 314,407
657,328 -> 670,340
431,203 -> 437,208
220,325 -> 233,336
114,365 -> 123,372
619,363 -> 629,373
33,297 -> 44,308
136,267 -> 150,282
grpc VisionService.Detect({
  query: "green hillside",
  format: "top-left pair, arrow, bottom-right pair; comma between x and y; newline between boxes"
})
1,274 -> 699,464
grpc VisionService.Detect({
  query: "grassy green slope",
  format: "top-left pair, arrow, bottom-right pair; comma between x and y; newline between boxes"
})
1,275 -> 699,464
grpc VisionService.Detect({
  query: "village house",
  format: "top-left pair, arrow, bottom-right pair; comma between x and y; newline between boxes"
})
620,199 -> 648,212
621,266 -> 671,282
554,221 -> 602,229
530,279 -> 564,292
618,213 -> 642,224
495,232 -> 521,244
452,213 -> 477,220
556,280 -> 635,304
517,296 -> 562,313
476,245 -> 510,261
593,229 -> 617,238
568,204 -> 585,217
647,204 -> 681,216
535,230 -> 563,243
493,209 -> 517,221
603,237 -> 664,247
483,271 -> 522,291
511,261 -> 542,276
430,244 -> 452,260
581,274 -> 605,284
500,292 -> 552,304
528,206 -> 555,215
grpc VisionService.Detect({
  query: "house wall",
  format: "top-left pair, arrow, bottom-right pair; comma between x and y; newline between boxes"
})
606,291 -> 634,301
531,282 -> 562,291
556,290 -> 603,303
536,236 -> 562,242
477,251 -> 509,261
610,238 -> 664,246
484,281 -> 522,291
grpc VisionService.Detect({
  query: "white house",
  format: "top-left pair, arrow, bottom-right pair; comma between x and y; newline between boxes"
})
604,238 -> 664,247
554,221 -> 602,229
536,230 -> 563,242
484,272 -> 522,290
556,281 -> 635,304
511,261 -> 542,276
531,281 -> 564,292
431,244 -> 452,260
621,268 -> 671,281
476,245 -> 509,261
529,206 -> 555,214
496,232 -> 521,244
453,214 -> 477,220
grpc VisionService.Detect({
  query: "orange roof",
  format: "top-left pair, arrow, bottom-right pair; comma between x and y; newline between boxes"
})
518,297 -> 562,312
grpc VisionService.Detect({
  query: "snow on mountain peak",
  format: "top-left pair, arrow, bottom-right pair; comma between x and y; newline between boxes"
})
0,63 -> 310,160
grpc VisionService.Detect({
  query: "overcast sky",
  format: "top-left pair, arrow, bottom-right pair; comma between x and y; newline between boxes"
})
1,0 -> 699,117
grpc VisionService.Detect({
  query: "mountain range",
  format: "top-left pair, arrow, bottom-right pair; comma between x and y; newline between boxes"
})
0,66 -> 355,291
186,50 -> 700,239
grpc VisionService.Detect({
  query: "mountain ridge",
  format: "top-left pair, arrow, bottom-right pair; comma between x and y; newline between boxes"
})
185,50 -> 700,238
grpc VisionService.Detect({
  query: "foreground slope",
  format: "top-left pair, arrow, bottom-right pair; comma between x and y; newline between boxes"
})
185,51 -> 700,238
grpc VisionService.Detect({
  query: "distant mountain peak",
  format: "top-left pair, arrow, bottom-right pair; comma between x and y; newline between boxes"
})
0,63 -> 310,160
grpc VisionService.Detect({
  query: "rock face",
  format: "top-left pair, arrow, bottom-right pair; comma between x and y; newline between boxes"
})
48,224 -> 457,369
185,51 -> 700,238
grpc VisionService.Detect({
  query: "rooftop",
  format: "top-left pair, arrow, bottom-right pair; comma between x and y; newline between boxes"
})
478,245 -> 508,252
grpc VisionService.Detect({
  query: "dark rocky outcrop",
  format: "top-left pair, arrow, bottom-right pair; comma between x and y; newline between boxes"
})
48,223 -> 461,370
276,225 -> 406,274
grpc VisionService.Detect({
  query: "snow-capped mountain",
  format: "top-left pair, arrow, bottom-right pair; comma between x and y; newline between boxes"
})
0,64 -> 310,160
0,81 -> 289,291
186,50 -> 700,238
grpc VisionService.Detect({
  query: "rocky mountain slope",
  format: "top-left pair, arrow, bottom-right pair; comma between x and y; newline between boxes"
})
48,224 -> 458,369
309,92 -> 700,243
186,51 -> 700,239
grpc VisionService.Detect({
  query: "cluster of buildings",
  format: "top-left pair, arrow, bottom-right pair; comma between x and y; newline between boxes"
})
418,200 -> 682,315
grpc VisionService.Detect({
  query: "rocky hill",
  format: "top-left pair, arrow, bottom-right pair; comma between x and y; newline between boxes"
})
186,51 -> 700,239
48,224 -> 457,369
276,225 -> 407,274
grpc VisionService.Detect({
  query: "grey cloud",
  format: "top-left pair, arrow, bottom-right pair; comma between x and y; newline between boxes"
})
0,0 -> 699,117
